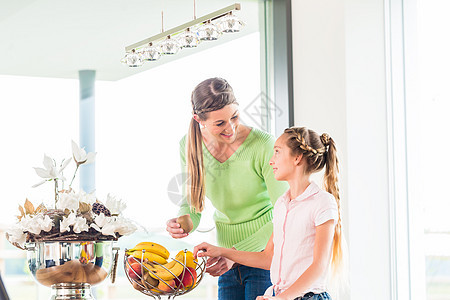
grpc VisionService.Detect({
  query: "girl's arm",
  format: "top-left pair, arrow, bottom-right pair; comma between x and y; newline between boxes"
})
194,234 -> 274,270
271,220 -> 335,300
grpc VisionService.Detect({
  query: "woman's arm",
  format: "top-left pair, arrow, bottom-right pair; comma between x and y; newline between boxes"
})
272,220 -> 335,300
194,234 -> 274,270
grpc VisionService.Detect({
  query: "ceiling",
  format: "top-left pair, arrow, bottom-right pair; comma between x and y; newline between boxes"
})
0,0 -> 259,81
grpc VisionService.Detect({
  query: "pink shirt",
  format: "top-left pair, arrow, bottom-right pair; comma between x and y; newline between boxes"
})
269,181 -> 338,297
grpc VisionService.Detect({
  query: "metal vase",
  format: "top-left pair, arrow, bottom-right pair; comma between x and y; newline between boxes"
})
26,241 -> 117,300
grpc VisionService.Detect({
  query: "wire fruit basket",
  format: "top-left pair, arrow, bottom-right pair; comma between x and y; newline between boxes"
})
124,249 -> 206,299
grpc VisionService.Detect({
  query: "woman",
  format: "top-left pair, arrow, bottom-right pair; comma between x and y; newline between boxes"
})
166,77 -> 288,300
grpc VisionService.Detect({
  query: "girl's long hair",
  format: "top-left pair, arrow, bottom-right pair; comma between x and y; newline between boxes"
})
186,78 -> 238,212
283,127 -> 343,275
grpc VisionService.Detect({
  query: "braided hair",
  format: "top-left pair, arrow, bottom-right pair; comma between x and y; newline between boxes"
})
283,127 -> 343,274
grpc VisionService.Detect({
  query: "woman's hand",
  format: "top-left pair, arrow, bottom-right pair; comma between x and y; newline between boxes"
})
166,217 -> 188,239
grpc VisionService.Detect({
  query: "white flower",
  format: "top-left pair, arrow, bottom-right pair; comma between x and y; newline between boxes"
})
105,194 -> 127,215
90,213 -> 114,235
6,225 -> 27,247
72,217 -> 89,233
90,214 -> 136,236
38,215 -> 53,232
72,140 -> 96,166
60,212 -> 77,233
78,190 -> 96,205
19,214 -> 53,235
113,217 -> 137,236
93,213 -> 109,228
32,155 -> 70,187
57,192 -> 79,212
90,223 -> 100,232
100,222 -> 117,236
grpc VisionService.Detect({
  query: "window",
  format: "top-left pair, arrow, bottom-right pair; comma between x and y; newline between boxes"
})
413,0 -> 450,298
389,0 -> 450,299
95,31 -> 264,299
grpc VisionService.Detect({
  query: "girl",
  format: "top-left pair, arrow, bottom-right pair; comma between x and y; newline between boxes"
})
194,127 -> 344,300
166,78 -> 288,300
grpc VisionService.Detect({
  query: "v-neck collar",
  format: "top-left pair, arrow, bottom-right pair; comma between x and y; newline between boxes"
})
202,127 -> 254,165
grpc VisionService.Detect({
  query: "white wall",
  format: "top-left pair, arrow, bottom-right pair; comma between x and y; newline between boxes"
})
291,0 -> 391,299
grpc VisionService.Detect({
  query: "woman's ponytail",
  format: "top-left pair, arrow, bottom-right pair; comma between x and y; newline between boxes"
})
186,117 -> 205,213
185,77 -> 238,213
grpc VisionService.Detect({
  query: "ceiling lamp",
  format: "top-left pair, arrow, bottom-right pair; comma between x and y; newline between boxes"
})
218,12 -> 245,33
160,35 -> 180,55
122,3 -> 243,67
197,20 -> 221,41
178,28 -> 200,48
141,43 -> 161,61
121,49 -> 143,67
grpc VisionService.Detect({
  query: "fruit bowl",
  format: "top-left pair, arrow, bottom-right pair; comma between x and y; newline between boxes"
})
124,245 -> 206,299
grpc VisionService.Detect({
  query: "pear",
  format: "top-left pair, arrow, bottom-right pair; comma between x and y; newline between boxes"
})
143,272 -> 159,288
176,214 -> 193,234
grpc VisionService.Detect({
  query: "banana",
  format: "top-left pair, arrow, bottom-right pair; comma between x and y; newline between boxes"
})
144,262 -> 183,281
126,242 -> 170,260
144,250 -> 199,281
130,250 -> 167,265
178,250 -> 197,269
144,251 -> 187,281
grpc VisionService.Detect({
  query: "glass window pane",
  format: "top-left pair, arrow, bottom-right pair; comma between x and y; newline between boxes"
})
95,32 -> 262,299
409,0 -> 450,299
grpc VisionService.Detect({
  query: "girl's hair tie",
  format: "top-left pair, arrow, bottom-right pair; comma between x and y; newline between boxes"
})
320,133 -> 330,146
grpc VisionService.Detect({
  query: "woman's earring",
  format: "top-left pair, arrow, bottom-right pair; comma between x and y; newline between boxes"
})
200,123 -> 206,129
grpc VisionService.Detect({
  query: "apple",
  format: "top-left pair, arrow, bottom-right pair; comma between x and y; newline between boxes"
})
176,267 -> 197,289
127,262 -> 142,281
157,279 -> 176,292
127,255 -> 140,265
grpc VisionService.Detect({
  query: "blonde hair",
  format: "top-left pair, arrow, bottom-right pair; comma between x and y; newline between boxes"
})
186,78 -> 238,212
283,127 -> 343,274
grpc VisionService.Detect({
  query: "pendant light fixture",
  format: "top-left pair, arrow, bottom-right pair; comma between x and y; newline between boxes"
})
122,3 -> 243,67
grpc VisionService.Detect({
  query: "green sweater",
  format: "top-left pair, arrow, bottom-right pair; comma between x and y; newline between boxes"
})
178,128 -> 288,252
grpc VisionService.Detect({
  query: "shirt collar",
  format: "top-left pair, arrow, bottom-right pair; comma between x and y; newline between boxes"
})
281,181 -> 320,204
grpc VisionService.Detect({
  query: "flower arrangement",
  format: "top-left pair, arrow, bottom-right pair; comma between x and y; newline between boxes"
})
6,141 -> 137,249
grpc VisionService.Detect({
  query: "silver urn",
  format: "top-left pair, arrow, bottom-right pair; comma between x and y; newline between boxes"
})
26,240 -> 118,300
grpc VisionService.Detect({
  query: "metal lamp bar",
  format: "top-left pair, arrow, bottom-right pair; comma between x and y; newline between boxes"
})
125,3 -> 241,52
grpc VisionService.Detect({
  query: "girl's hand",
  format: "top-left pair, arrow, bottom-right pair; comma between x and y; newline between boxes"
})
205,256 -> 234,277
193,243 -> 234,276
193,242 -> 222,259
166,218 -> 188,239
256,296 -> 284,300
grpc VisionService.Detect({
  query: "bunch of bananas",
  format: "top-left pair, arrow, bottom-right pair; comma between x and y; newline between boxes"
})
126,242 -> 170,265
125,241 -> 199,294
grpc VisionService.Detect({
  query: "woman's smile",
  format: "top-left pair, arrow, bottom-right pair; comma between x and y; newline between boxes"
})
221,132 -> 234,138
